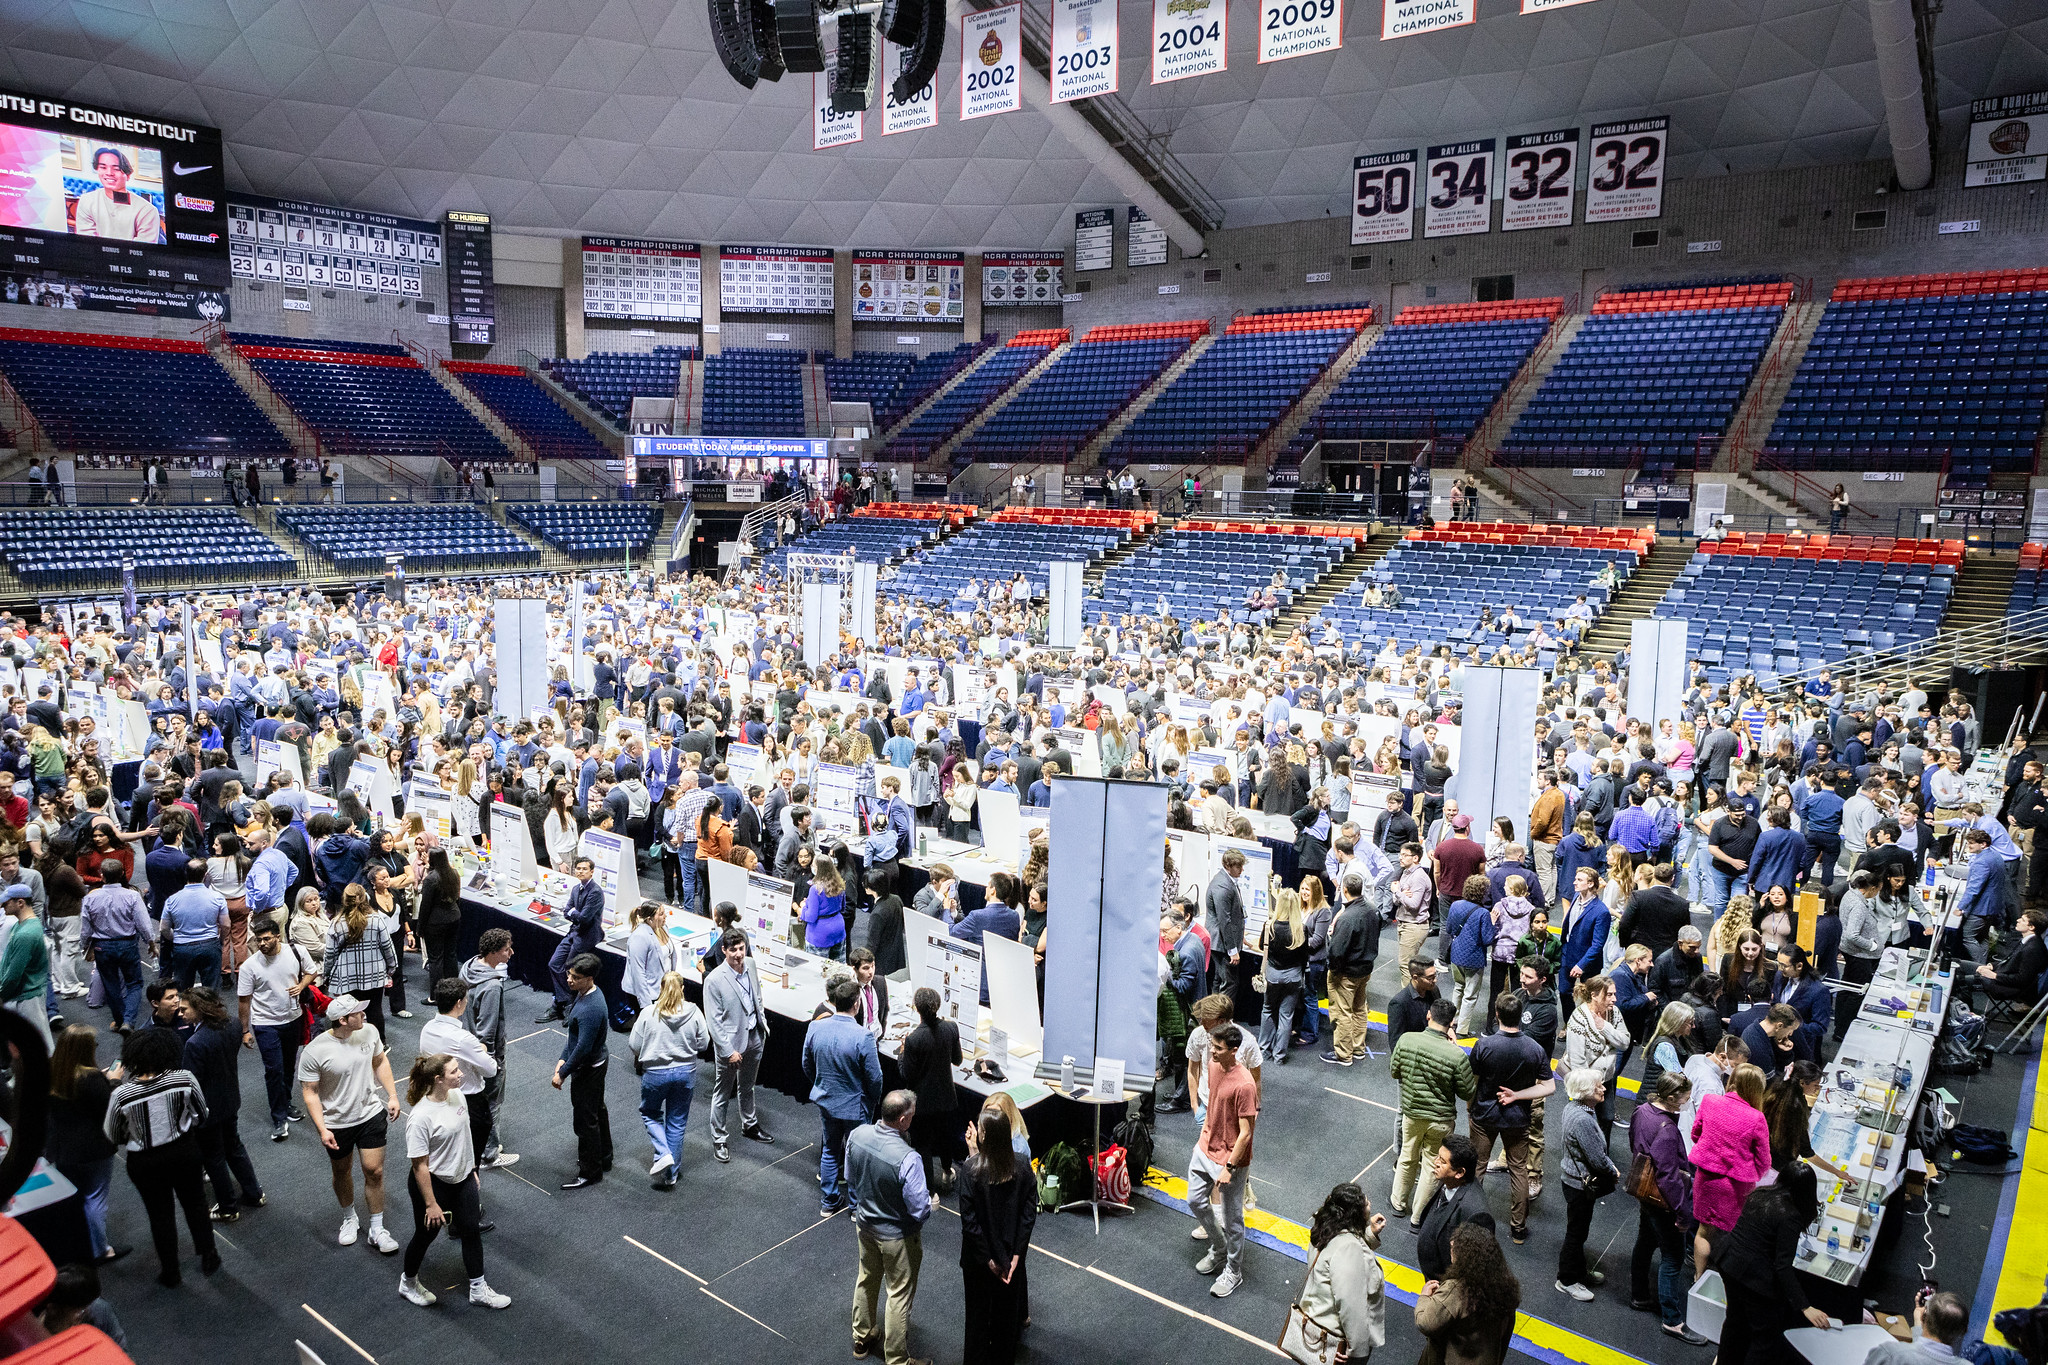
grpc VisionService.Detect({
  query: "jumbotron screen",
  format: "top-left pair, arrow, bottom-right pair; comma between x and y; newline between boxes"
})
0,89 -> 231,318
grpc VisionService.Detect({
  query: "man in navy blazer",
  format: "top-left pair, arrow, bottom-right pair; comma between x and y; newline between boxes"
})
1770,945 -> 1831,1057
542,857 -> 605,1022
1557,864 -> 1609,1012
803,975 -> 884,1216
1954,827 -> 2015,969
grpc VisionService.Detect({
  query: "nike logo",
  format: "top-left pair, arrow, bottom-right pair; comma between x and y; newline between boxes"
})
172,162 -> 211,176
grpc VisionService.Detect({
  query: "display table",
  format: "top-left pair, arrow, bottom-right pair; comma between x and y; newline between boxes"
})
0,1117 -> 88,1270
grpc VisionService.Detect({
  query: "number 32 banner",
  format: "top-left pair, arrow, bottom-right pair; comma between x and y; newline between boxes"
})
1153,0 -> 1227,84
1585,116 -> 1668,222
1261,0 -> 1340,63
1051,0 -> 1118,102
961,3 -> 1024,121
1500,127 -> 1577,232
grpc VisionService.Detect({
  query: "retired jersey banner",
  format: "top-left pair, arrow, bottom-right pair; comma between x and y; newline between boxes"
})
1050,0 -> 1118,103
1383,0 -> 1473,40
1423,138 -> 1494,238
813,72 -> 862,149
1153,0 -> 1226,85
1350,149 -> 1416,245
960,3 -> 1024,120
1585,116 -> 1668,222
882,43 -> 938,134
1500,128 -> 1578,232
1260,0 -> 1341,63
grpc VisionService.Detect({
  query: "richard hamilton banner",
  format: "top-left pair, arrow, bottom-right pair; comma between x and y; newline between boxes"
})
1423,138 -> 1494,238
1152,0 -> 1226,85
960,3 -> 1023,121
1500,127 -> 1578,231
1261,0 -> 1341,62
1382,0 -> 1472,40
813,71 -> 862,149
882,43 -> 938,134
1050,0 -> 1118,103
1350,149 -> 1416,244
1585,116 -> 1668,221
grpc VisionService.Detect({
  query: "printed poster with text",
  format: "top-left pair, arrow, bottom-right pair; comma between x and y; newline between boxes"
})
882,43 -> 939,134
1262,0 -> 1342,63
813,71 -> 862,150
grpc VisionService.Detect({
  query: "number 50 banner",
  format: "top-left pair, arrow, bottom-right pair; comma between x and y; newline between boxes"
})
961,3 -> 1024,121
1051,0 -> 1118,103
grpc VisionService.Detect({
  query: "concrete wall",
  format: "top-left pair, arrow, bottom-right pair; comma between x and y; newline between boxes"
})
852,323 -> 966,358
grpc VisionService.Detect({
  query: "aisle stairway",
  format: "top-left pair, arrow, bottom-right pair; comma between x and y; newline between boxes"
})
884,345 -> 1008,442
1074,334 -> 1217,470
1716,300 -> 1828,470
1941,551 -> 2018,634
1576,536 -> 1696,658
1083,521 -> 1166,586
931,342 -> 1072,466
1461,311 -> 1587,463
1274,528 -> 1403,632
1253,325 -> 1384,476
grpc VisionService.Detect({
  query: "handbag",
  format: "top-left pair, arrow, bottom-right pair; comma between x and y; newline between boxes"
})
1627,1151 -> 1669,1210
1278,1246 -> 1347,1365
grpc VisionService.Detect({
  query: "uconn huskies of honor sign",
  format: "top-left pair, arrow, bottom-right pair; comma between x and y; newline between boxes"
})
1423,139 -> 1494,238
1153,0 -> 1227,85
960,4 -> 1023,121
1050,0 -> 1118,103
1351,149 -> 1416,244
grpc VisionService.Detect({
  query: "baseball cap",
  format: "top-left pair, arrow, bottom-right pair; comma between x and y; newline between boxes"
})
1450,814 -> 1471,832
0,885 -> 29,903
325,994 -> 368,1020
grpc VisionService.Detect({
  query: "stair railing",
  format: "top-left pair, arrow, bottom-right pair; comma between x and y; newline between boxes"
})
1763,604 -> 2048,699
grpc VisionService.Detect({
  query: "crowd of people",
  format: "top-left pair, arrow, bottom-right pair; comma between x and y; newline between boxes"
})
0,541 -> 2028,1365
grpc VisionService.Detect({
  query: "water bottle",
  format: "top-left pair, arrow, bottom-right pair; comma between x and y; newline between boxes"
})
1060,1055 -> 1076,1093
918,831 -> 928,858
1827,1228 -> 1840,1257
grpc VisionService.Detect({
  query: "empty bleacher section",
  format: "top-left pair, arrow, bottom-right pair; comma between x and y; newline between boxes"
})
540,347 -> 692,428
889,507 -> 1152,603
887,332 -> 1065,459
957,321 -> 1208,466
1499,283 -> 1792,467
507,502 -> 662,561
233,336 -> 510,462
701,348 -> 806,436
1104,309 -> 1372,468
822,352 -> 916,420
1653,532 -> 1960,682
1765,269 -> 2048,478
757,503 -> 969,576
1087,520 -> 1356,624
1322,522 -> 1644,656
2013,543 -> 2048,615
0,507 -> 295,590
442,363 -> 610,461
277,505 -> 538,573
1283,300 -> 1559,469
874,342 -> 993,429
0,330 -> 291,461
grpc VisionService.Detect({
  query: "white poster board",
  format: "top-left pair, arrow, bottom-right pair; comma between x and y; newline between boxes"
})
746,870 -> 796,943
410,785 -> 455,840
254,738 -> 304,789
1213,833 -> 1274,952
981,930 -> 1042,1055
725,742 -> 763,793
346,758 -> 398,825
488,799 -> 537,893
812,761 -> 860,836
919,929 -> 982,1036
576,827 -> 636,926
706,856 -> 749,917
976,787 -> 1021,867
904,906 -> 947,990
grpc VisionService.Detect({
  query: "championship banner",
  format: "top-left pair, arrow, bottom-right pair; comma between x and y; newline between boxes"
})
1152,0 -> 1226,85
1522,0 -> 1600,10
1500,127 -> 1579,232
1351,149 -> 1417,244
1261,0 -> 1341,62
882,43 -> 938,134
1965,91 -> 2048,188
813,71 -> 863,148
1423,138 -> 1494,238
1382,0 -> 1472,40
1050,0 -> 1118,103
960,4 -> 1024,121
1584,116 -> 1668,222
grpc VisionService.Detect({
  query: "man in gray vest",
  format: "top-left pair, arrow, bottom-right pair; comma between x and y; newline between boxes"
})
846,1089 -> 932,1365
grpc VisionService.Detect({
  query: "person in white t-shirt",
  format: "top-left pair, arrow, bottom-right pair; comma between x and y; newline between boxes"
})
237,918 -> 313,1142
1185,993 -> 1262,1121
397,1053 -> 510,1310
297,995 -> 402,1253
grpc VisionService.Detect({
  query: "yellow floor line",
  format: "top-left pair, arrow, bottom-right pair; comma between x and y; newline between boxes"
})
1993,1068 -> 2048,1314
1146,1169 -> 1653,1365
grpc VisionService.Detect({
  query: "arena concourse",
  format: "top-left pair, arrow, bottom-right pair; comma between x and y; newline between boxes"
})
0,3 -> 2040,1364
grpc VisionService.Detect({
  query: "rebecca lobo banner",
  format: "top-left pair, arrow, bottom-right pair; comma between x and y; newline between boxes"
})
1050,0 -> 1118,103
1500,128 -> 1578,232
1262,0 -> 1341,62
852,250 -> 965,320
1423,139 -> 1493,238
1153,0 -> 1226,84
1966,91 -> 2048,188
1382,0 -> 1472,40
1350,149 -> 1416,244
1584,116 -> 1668,222
961,4 -> 1023,121
814,71 -> 862,149
982,251 -> 1064,304
883,44 -> 938,134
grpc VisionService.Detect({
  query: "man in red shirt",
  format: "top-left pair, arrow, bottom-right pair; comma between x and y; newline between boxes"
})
1187,1026 -> 1258,1299
1432,812 -> 1486,897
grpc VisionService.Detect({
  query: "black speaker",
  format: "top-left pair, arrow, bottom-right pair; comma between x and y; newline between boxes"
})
829,13 -> 877,113
879,0 -> 921,47
750,0 -> 786,81
775,0 -> 826,73
708,0 -> 764,87
890,0 -> 943,106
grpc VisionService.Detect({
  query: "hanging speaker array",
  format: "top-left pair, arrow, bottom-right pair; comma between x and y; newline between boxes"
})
709,0 -> 937,112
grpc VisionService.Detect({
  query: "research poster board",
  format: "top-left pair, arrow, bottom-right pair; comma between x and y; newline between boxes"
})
576,827 -> 635,925
254,738 -> 303,789
812,761 -> 861,836
346,759 -> 398,825
903,907 -> 947,993
1213,833 -> 1274,953
920,929 -> 982,1036
410,785 -> 454,840
982,930 -> 1042,1054
489,800 -> 537,892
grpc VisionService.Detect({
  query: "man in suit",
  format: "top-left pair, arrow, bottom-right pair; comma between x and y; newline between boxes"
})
848,947 -> 889,1038
1205,850 -> 1246,996
703,928 -> 775,1164
709,764 -> 743,821
268,801 -> 318,894
1954,827 -> 2015,971
551,953 -> 613,1189
542,857 -> 605,1023
803,974 -> 884,1217
1771,945 -> 1831,1058
734,785 -> 767,859
1977,907 -> 2048,1008
644,731 -> 685,805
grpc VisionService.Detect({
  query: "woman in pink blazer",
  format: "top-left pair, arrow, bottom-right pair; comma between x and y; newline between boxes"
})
1688,1062 -> 1772,1276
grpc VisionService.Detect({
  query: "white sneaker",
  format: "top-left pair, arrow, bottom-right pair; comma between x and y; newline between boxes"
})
483,1153 -> 520,1169
469,1281 -> 512,1309
399,1274 -> 436,1307
1556,1280 -> 1595,1303
1195,1248 -> 1222,1276
1210,1266 -> 1243,1298
338,1211 -> 360,1247
368,1224 -> 400,1255
1189,1224 -> 1209,1241
650,1154 -> 675,1178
